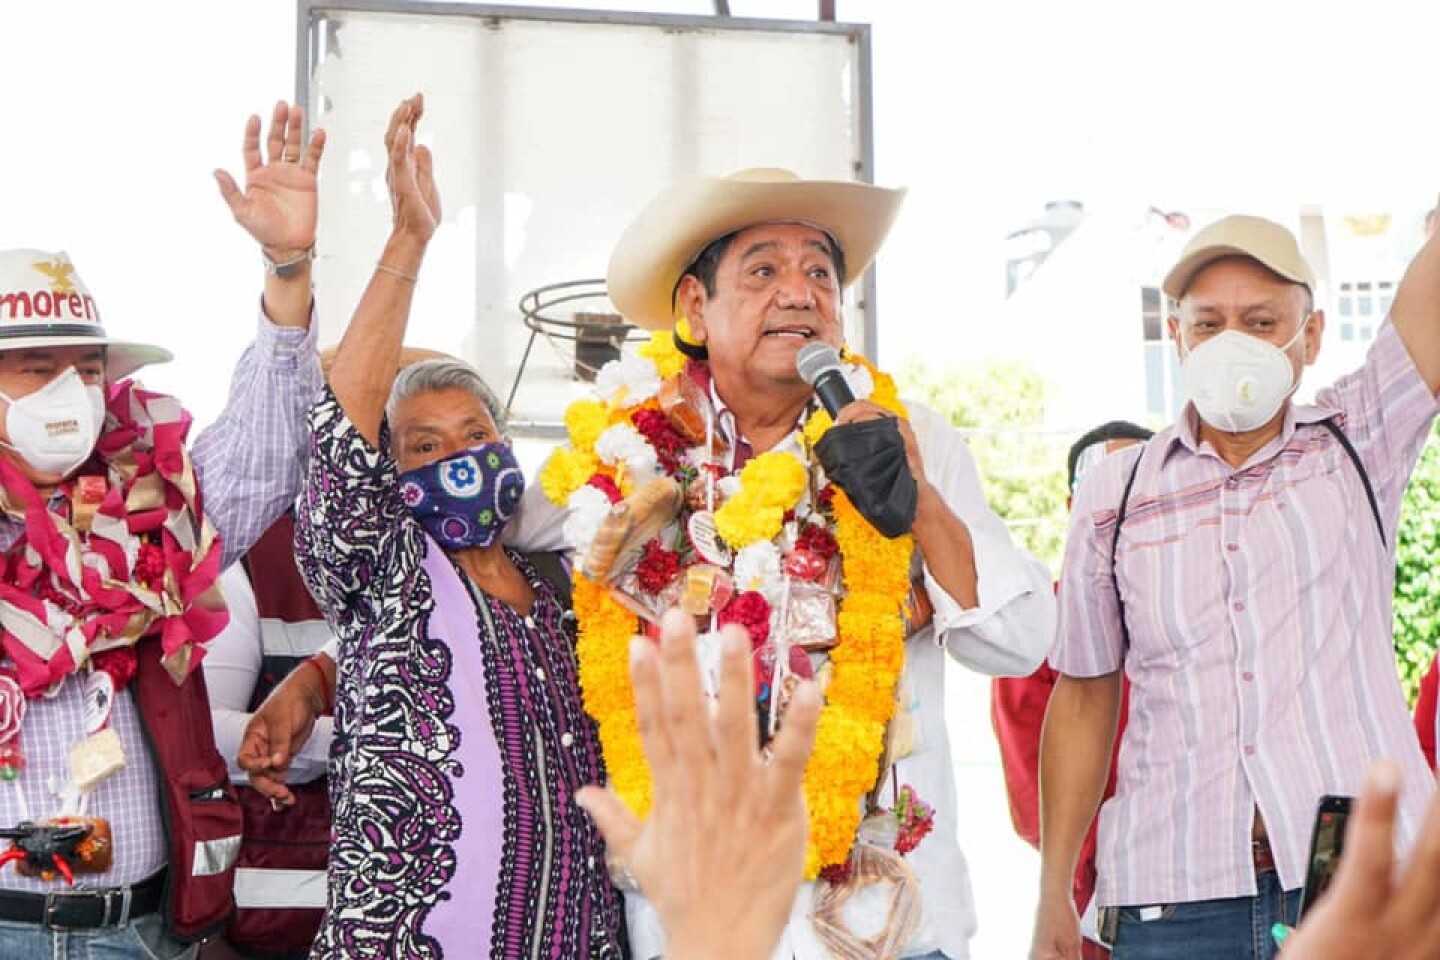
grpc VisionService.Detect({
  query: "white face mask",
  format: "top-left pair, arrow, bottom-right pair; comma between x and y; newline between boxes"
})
0,367 -> 107,478
1179,315 -> 1310,433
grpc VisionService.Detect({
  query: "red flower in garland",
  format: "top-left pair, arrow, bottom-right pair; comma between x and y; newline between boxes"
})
718,590 -> 772,647
91,649 -> 138,692
586,473 -> 623,504
893,784 -> 936,855
796,523 -> 839,562
133,541 -> 166,591
635,539 -> 681,595
631,408 -> 689,473
816,484 -> 837,512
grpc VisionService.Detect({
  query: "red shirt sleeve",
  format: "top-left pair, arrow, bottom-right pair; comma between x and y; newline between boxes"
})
990,665 -> 1059,850
990,608 -> 1130,916
1414,655 -> 1438,771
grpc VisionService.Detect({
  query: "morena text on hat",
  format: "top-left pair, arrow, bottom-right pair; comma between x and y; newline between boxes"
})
0,257 -> 101,325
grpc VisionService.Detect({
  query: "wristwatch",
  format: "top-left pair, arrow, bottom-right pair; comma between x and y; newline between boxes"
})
262,247 -> 314,279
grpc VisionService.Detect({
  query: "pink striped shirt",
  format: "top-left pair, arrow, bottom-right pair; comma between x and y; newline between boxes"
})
1051,321 -> 1439,907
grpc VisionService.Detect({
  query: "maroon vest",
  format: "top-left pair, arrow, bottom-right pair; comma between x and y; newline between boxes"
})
132,635 -> 242,941
227,514 -> 331,957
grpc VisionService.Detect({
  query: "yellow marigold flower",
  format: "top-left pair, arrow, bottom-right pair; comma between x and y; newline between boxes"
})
715,497 -> 785,549
802,410 -> 833,449
713,451 -> 807,548
638,330 -> 687,380
674,315 -> 700,347
538,447 -> 598,505
746,450 -> 808,502
564,399 -> 610,452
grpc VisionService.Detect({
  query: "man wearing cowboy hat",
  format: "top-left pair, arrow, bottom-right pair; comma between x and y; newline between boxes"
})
595,168 -> 1057,959
1033,214 -> 1440,960
0,102 -> 324,959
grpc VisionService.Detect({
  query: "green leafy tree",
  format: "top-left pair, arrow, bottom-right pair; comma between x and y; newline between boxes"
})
1394,424 -> 1440,704
896,359 -> 1068,574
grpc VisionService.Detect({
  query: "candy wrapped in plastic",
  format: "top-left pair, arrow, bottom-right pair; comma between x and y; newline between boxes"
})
608,565 -> 685,625
580,476 -> 682,583
779,579 -> 838,652
678,564 -> 735,616
811,813 -> 923,960
659,373 -> 727,456
770,645 -> 817,736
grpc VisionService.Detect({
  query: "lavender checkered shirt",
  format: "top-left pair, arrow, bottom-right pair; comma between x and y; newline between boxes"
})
0,310 -> 320,895
1051,320 -> 1439,908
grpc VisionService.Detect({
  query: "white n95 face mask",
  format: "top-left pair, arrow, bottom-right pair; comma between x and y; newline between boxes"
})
1180,316 -> 1310,433
0,367 -> 107,477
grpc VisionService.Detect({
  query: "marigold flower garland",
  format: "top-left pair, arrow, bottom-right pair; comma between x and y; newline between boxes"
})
548,332 -> 914,878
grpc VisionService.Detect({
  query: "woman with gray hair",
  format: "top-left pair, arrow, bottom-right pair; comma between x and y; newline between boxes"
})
280,94 -> 627,959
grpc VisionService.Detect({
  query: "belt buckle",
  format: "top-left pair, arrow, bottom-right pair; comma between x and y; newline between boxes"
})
42,885 -> 131,931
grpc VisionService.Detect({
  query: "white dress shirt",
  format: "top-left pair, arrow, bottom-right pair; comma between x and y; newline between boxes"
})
203,563 -> 334,784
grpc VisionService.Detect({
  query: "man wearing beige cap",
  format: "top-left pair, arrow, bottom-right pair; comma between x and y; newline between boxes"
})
1031,214 -> 1440,960
0,103 -> 324,958
548,168 -> 1056,959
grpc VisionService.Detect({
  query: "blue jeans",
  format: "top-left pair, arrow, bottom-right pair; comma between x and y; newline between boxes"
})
1111,870 -> 1299,960
0,913 -> 195,959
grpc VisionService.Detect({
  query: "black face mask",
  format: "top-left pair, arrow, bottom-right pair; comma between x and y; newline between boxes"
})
814,417 -> 918,539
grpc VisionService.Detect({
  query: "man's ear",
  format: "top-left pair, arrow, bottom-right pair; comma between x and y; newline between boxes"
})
1166,313 -> 1185,362
674,275 -> 709,343
1303,308 -> 1326,365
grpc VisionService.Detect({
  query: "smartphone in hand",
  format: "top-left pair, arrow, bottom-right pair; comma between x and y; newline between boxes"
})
1298,794 -> 1353,920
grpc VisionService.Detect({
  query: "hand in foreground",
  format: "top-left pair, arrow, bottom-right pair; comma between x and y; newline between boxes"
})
576,610 -> 820,960
235,656 -> 330,809
214,101 -> 326,257
1281,760 -> 1440,959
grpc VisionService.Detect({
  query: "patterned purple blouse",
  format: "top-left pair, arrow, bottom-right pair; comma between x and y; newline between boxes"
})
296,389 -> 627,959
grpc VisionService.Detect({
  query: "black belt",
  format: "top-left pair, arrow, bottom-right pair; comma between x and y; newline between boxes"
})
0,870 -> 165,930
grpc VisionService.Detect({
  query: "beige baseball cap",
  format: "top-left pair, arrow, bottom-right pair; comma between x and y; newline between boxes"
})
1162,215 -> 1316,300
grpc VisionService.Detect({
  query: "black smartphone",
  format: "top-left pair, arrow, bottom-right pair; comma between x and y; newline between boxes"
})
1298,794 -> 1353,920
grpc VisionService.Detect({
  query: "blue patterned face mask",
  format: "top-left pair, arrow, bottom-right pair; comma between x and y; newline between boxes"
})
397,443 -> 525,550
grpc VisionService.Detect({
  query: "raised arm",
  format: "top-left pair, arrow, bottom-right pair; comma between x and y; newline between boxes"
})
1389,199 -> 1440,394
197,102 -> 326,566
328,93 -> 440,447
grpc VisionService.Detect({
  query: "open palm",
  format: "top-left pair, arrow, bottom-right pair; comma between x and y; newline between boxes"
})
215,101 -> 326,255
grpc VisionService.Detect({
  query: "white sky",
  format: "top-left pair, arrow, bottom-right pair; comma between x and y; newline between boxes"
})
2,0 -> 1438,423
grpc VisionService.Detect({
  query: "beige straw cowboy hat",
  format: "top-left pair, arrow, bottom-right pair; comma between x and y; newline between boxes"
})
607,168 -> 907,330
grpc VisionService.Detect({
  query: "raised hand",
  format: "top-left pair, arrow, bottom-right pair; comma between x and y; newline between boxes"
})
384,93 -> 440,246
214,101 -> 326,257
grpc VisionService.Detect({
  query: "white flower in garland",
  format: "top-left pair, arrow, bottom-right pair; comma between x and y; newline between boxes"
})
717,474 -> 742,500
594,356 -> 662,407
845,361 -> 875,401
563,484 -> 614,558
595,422 -> 659,487
733,540 -> 783,602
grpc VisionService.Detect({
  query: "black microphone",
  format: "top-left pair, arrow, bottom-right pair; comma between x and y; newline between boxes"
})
795,342 -> 855,417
